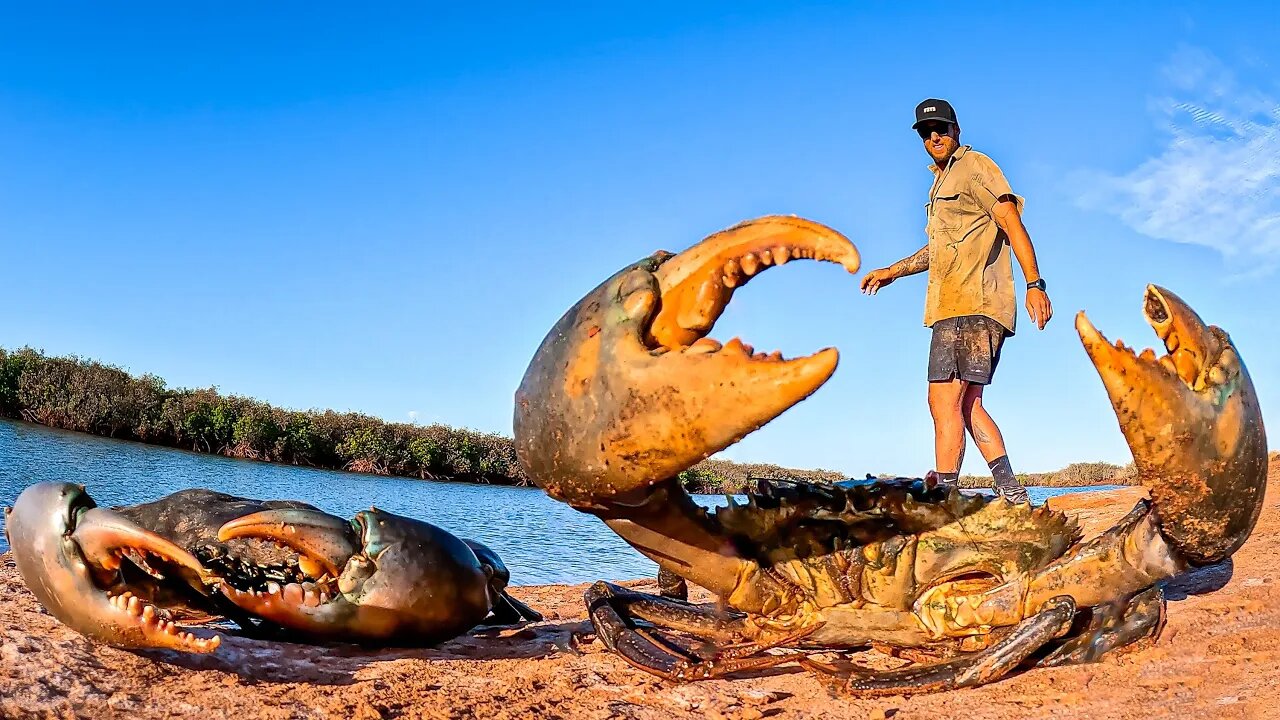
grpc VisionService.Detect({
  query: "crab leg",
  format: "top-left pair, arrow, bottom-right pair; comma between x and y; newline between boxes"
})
657,567 -> 689,600
586,581 -> 815,681
588,581 -> 749,643
816,596 -> 1076,696
461,538 -> 544,624
1036,585 -> 1166,667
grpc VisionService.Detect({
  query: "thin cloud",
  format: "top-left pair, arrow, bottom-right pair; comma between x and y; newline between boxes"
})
1078,47 -> 1280,273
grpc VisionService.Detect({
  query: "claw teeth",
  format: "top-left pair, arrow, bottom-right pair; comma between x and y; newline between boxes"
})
283,583 -> 305,605
687,337 -> 722,355
723,337 -> 748,355
773,246 -> 791,264
297,556 -> 325,578
740,253 -> 760,276
722,258 -> 740,282
722,273 -> 739,289
758,249 -> 774,266
1173,349 -> 1199,385
1138,348 -> 1156,362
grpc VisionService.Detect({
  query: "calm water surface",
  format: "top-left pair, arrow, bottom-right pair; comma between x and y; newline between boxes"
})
0,418 -> 1117,584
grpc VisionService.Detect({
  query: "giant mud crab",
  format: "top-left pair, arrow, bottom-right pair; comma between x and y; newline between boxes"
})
3,486 -> 540,653
514,215 -> 1267,694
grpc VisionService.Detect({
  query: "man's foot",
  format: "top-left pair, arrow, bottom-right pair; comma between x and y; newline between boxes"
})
989,455 -> 1030,504
994,477 -> 1030,504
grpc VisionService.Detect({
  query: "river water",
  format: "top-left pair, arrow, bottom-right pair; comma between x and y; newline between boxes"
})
0,418 -> 1116,584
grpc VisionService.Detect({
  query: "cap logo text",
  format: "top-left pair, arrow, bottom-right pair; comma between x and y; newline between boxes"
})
923,106 -> 937,112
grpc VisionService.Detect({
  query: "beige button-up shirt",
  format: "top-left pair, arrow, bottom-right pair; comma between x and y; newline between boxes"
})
923,145 -> 1022,334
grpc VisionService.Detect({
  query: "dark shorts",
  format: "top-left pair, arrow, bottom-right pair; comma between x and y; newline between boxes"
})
928,315 -> 1009,385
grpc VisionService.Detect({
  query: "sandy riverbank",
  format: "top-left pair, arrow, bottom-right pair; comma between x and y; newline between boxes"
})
3,466 -> 1278,719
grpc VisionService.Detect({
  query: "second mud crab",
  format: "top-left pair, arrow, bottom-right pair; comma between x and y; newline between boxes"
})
4,486 -> 541,652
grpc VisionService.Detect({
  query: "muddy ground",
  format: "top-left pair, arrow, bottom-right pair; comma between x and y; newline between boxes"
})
2,465 -> 1278,719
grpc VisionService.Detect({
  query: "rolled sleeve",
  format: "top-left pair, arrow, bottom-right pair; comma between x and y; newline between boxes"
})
969,155 -> 1023,213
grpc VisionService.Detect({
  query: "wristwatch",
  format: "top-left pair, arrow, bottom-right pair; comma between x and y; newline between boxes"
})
1027,278 -> 1047,292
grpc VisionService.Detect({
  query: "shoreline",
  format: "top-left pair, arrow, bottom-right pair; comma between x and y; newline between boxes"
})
3,476 -> 1277,718
0,415 -> 1136,494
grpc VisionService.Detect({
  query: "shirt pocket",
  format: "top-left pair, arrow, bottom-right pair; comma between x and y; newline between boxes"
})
929,192 -> 965,231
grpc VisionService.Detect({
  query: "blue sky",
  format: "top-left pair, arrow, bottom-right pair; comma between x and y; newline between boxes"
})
2,4 -> 1276,476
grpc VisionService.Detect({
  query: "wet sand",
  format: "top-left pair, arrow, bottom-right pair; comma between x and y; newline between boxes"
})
2,463 -> 1277,719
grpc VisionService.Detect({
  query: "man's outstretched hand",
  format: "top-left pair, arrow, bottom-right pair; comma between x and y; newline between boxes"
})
860,268 -> 896,295
1026,288 -> 1052,330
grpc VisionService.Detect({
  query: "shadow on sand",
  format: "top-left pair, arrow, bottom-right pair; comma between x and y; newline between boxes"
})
135,619 -> 595,686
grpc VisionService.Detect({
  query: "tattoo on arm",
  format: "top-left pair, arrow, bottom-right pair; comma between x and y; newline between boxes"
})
888,245 -> 930,279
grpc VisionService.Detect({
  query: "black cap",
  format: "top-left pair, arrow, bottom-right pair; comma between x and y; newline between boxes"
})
912,98 -> 957,129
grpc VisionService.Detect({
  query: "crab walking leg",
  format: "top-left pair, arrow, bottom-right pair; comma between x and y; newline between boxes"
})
1036,585 -> 1166,667
587,581 -> 818,681
657,567 -> 689,600
588,581 -> 751,645
487,591 -> 543,625
812,596 -> 1076,697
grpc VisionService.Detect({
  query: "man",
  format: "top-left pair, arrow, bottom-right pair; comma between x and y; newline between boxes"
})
860,98 -> 1051,503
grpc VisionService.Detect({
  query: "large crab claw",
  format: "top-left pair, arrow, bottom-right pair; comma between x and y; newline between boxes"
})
3,482 -> 221,652
1076,285 -> 1268,565
217,507 -> 499,644
514,215 -> 860,508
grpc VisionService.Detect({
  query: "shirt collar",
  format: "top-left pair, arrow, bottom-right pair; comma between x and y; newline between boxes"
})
927,144 -> 971,174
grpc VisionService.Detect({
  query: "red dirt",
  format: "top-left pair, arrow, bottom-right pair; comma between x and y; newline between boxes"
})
2,467 -> 1278,719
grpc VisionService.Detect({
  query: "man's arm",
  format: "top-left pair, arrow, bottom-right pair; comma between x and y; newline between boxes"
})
991,195 -> 1052,329
860,244 -> 929,295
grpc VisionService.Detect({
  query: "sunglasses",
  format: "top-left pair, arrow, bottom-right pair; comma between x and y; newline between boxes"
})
916,123 -> 953,140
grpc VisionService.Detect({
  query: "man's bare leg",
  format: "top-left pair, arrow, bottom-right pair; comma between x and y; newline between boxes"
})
961,385 -> 1006,460
928,379 -> 969,487
961,385 -> 1029,503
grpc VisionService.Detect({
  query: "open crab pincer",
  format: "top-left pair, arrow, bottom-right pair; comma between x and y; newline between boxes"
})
217,506 -> 541,644
4,483 -> 222,653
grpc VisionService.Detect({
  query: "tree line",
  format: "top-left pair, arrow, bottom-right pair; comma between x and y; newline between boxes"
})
0,346 -> 1136,492
0,347 -> 853,492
